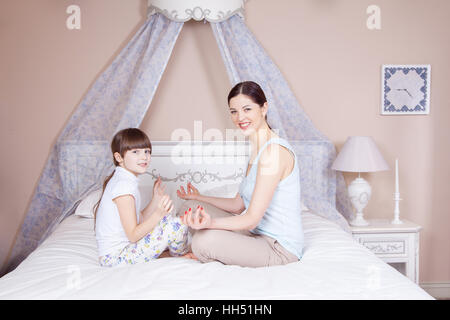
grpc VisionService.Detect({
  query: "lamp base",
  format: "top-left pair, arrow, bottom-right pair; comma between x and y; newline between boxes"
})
348,177 -> 371,227
350,215 -> 370,227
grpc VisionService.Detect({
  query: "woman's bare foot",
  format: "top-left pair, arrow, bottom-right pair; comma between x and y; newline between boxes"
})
158,251 -> 197,260
181,252 -> 198,260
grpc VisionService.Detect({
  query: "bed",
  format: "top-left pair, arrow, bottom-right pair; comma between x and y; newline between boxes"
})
0,141 -> 433,299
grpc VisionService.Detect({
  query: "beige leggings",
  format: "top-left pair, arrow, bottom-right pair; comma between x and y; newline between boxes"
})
178,200 -> 299,268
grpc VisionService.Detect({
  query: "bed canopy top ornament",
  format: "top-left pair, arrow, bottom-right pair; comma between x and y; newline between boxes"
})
147,0 -> 247,22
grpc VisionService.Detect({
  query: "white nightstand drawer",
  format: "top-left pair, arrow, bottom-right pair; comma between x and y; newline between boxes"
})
350,219 -> 422,284
354,233 -> 410,258
360,239 -> 405,255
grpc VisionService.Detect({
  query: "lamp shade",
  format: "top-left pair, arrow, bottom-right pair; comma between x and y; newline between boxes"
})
332,136 -> 389,172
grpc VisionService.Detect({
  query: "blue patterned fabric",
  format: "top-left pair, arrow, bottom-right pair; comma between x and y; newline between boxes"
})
6,13 -> 183,272
210,15 -> 353,232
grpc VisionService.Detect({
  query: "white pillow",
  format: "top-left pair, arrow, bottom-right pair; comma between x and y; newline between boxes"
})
75,182 -> 309,218
202,183 -> 240,198
202,183 -> 309,211
74,185 -> 182,218
301,202 -> 309,212
74,188 -> 102,218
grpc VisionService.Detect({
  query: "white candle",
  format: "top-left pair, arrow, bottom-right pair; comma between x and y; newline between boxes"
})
392,157 -> 403,224
395,158 -> 399,193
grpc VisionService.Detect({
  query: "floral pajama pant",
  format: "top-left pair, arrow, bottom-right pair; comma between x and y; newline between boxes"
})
99,215 -> 189,267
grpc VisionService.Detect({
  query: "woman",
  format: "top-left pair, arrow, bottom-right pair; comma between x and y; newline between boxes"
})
177,81 -> 304,267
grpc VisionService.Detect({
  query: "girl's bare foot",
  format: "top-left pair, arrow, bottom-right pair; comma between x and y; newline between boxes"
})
158,250 -> 171,258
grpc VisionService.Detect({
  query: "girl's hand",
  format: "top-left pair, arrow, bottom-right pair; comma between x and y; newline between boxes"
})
153,177 -> 166,198
156,194 -> 173,216
181,205 -> 211,230
145,177 -> 167,217
176,182 -> 200,200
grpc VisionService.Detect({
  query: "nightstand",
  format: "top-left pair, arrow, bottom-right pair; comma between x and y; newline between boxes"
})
350,219 -> 422,284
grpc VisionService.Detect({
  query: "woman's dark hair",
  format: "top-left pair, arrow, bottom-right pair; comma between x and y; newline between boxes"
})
93,128 -> 152,227
227,81 -> 271,129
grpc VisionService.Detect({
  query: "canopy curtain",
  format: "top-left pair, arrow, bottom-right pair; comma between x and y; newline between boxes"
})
210,15 -> 353,232
6,13 -> 183,272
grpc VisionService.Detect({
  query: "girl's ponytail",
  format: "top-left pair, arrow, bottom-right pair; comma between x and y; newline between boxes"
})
93,171 -> 115,229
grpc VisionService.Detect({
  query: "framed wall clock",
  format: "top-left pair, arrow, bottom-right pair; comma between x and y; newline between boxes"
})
381,64 -> 431,115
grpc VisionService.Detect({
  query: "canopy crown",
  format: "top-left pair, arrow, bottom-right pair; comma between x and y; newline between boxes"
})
148,0 -> 246,22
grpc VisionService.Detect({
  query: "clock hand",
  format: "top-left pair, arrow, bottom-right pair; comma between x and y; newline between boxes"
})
404,89 -> 413,98
395,88 -> 413,98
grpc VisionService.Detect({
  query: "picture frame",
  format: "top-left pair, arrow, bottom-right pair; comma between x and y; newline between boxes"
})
381,64 -> 431,115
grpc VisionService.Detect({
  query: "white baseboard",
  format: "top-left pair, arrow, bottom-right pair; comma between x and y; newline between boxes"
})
420,282 -> 450,299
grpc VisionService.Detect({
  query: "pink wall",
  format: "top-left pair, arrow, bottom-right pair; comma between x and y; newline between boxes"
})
1,0 -> 449,284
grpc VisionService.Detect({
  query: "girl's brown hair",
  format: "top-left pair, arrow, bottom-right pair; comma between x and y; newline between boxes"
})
93,128 -> 152,226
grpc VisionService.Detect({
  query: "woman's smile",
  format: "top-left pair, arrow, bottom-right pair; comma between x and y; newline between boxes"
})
239,121 -> 251,130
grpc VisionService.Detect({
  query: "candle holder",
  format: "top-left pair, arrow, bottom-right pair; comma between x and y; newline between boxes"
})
391,192 -> 403,224
391,158 -> 403,225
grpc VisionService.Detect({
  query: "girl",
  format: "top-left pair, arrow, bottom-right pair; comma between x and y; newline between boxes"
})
94,128 -> 194,267
177,81 -> 304,267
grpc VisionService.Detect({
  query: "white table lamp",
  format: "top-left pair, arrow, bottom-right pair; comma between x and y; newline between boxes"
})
332,136 -> 389,226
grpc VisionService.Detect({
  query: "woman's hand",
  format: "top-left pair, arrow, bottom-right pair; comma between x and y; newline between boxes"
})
176,182 -> 200,200
181,205 -> 211,230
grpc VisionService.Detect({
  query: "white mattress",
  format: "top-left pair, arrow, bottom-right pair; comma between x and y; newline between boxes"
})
0,211 -> 433,300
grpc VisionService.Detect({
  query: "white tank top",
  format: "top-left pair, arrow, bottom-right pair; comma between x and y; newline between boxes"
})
238,138 -> 304,259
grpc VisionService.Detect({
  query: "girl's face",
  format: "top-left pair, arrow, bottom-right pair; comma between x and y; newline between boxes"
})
114,148 -> 151,176
229,94 -> 267,137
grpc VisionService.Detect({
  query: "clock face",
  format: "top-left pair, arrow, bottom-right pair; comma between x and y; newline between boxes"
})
382,65 -> 431,115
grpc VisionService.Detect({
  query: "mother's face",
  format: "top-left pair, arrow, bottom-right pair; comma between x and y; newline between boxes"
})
228,94 -> 267,136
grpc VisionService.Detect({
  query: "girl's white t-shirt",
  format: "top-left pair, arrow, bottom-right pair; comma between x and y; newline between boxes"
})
95,166 -> 141,257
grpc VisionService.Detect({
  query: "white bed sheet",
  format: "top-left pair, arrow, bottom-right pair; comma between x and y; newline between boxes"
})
0,211 -> 433,300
